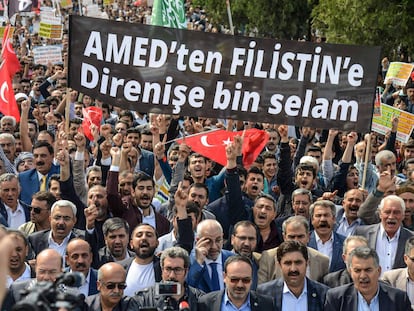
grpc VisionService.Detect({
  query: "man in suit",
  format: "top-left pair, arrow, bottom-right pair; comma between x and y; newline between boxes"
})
198,255 -> 274,311
3,248 -> 63,309
258,215 -> 329,284
65,238 -> 98,297
18,141 -> 59,205
0,173 -> 30,229
322,235 -> 368,287
354,195 -> 414,273
28,199 -> 83,260
120,223 -> 162,296
324,246 -> 411,310
308,200 -> 346,272
135,246 -> 204,311
257,240 -> 329,311
85,262 -> 136,311
92,217 -> 135,269
187,219 -> 233,293
382,236 -> 414,305
230,220 -> 261,289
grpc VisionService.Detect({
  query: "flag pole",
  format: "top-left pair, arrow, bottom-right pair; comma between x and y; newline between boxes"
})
361,134 -> 371,190
226,0 -> 234,35
163,128 -> 221,145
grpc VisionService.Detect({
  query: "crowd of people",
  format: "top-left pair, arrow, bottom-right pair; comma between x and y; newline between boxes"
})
0,1 -> 413,311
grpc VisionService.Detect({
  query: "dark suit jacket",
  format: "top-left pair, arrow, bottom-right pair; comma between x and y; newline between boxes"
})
354,223 -> 414,269
187,250 -> 234,293
85,293 -> 137,311
324,282 -> 412,311
92,246 -> 135,269
257,277 -> 329,311
28,228 -> 85,258
0,200 -> 30,226
308,231 -> 346,272
2,279 -> 36,310
65,268 -> 99,296
18,165 -> 60,205
197,290 -> 274,311
322,268 -> 352,288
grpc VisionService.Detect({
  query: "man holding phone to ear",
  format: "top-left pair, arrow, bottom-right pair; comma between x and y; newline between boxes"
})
133,247 -> 204,311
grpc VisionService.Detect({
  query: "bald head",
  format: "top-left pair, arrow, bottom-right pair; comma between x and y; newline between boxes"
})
36,248 -> 63,282
98,262 -> 126,280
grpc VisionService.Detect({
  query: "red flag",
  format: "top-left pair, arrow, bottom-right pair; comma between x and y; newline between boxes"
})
177,128 -> 269,168
82,106 -> 102,141
0,62 -> 20,122
1,25 -> 20,77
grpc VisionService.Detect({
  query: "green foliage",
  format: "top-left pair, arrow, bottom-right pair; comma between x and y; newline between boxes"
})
312,0 -> 414,59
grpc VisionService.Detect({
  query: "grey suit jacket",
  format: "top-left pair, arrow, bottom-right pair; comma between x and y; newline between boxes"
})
324,282 -> 412,311
197,290 -> 274,311
381,267 -> 409,292
258,246 -> 329,284
354,223 -> 414,269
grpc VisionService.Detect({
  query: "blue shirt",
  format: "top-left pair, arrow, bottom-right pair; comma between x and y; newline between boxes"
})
357,288 -> 379,311
221,291 -> 251,311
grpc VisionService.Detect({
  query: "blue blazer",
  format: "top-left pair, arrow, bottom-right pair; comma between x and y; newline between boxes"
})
18,165 -> 60,205
187,249 -> 234,293
257,277 -> 329,311
308,231 -> 346,273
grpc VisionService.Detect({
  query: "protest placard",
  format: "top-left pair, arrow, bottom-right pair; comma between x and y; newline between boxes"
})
39,13 -> 63,39
372,103 -> 414,143
33,45 -> 62,65
384,62 -> 414,87
68,15 -> 381,132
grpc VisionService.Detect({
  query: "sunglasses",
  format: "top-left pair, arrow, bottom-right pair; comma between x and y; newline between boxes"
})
228,277 -> 252,284
29,206 -> 48,214
101,282 -> 127,290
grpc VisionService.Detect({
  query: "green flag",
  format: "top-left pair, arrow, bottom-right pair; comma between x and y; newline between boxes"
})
151,0 -> 187,29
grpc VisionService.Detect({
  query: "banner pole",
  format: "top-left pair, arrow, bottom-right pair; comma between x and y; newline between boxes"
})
226,0 -> 234,35
361,134 -> 371,190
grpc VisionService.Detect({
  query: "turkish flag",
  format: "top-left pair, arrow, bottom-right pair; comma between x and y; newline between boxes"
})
1,25 -> 20,77
82,106 -> 102,141
177,128 -> 269,168
0,62 -> 20,122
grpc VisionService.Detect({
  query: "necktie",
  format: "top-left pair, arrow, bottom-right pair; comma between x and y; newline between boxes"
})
209,262 -> 220,291
40,175 -> 47,191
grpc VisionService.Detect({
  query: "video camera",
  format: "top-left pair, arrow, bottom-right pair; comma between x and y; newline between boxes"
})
12,272 -> 86,311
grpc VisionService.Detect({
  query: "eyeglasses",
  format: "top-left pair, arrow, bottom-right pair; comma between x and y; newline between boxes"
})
100,282 -> 127,290
29,206 -> 49,214
228,277 -> 252,284
163,267 -> 186,275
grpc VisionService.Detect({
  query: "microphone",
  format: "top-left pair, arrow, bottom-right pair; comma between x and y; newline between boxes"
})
56,272 -> 86,287
179,301 -> 190,311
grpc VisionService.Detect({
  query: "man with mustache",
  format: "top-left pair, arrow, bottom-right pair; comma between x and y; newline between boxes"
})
120,223 -> 162,296
65,238 -> 98,297
335,189 -> 365,237
257,240 -> 328,311
324,247 -> 411,311
198,255 -> 274,311
308,200 -> 346,273
86,262 -> 136,311
354,195 -> 414,274
230,220 -> 260,289
18,141 -> 59,205
134,247 -> 204,311
187,219 -> 233,293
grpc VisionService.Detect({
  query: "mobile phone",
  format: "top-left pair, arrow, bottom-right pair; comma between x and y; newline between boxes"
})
154,282 -> 181,296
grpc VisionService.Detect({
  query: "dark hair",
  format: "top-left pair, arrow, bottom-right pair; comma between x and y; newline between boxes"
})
32,191 -> 57,208
131,223 -> 158,238
224,255 -> 253,273
102,217 -> 130,236
133,172 -> 155,188
262,151 -> 277,162
276,240 -> 308,263
173,201 -> 200,220
295,163 -> 316,178
7,229 -> 28,247
247,166 -> 265,179
254,193 -> 276,211
160,246 -> 190,269
33,141 -> 54,154
189,182 -> 209,198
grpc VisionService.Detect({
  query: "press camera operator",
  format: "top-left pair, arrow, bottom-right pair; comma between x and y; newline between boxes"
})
133,246 -> 204,311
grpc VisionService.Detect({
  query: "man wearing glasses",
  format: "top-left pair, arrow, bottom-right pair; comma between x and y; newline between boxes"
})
86,262 -> 135,311
198,255 -> 274,311
134,246 -> 204,311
